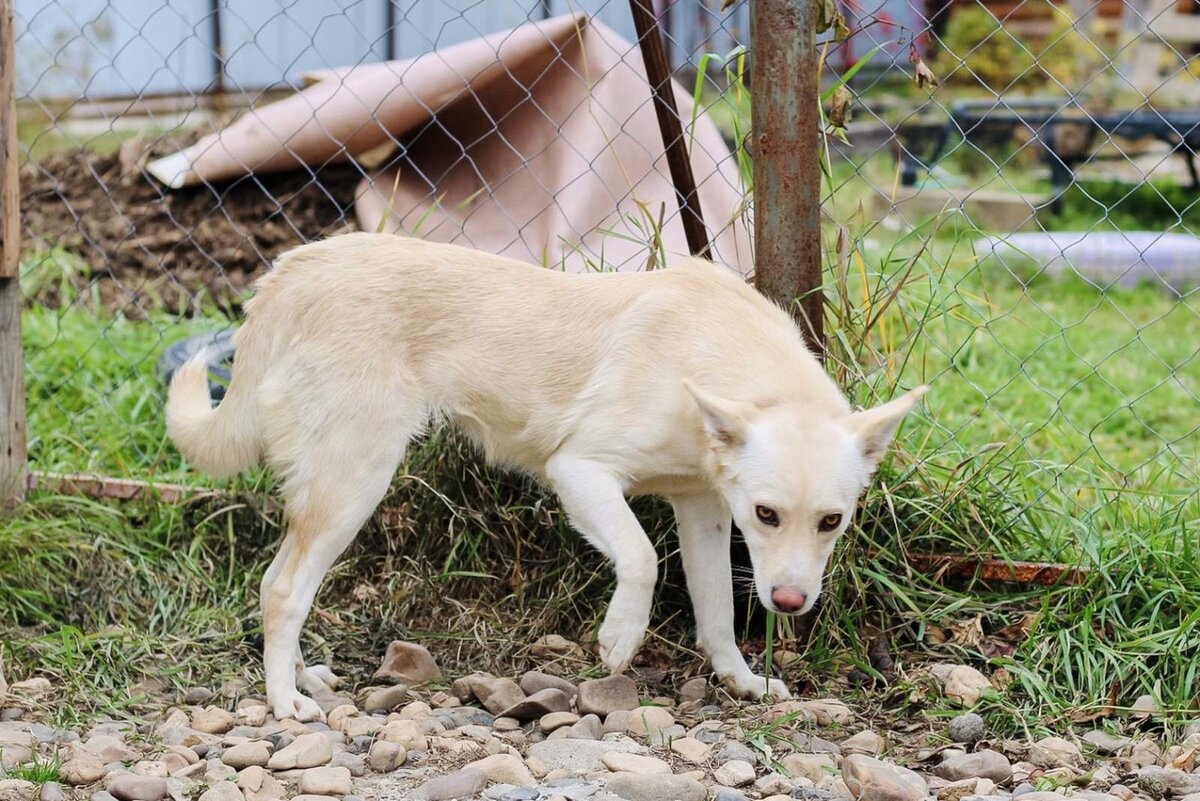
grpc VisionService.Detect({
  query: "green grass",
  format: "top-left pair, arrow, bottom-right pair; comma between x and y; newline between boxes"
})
3,753 -> 63,785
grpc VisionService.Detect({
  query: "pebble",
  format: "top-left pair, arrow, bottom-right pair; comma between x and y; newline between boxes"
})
373,641 -> 441,684
367,740 -> 407,772
713,760 -> 757,787
1129,738 -> 1161,767
625,706 -> 675,738
520,672 -> 578,698
62,746 -> 107,785
197,782 -> 245,801
191,706 -> 235,735
841,755 -> 928,801
220,741 -> 272,769
266,732 -> 332,770
602,752 -> 672,775
576,676 -> 639,717
1136,766 -> 1200,797
717,741 -> 757,766
540,712 -> 580,732
528,738 -> 645,774
362,684 -> 409,713
105,773 -> 168,801
413,768 -> 489,801
298,766 -> 353,796
475,678 -> 527,715
782,753 -> 838,783
679,678 -> 707,703
466,754 -> 538,786
1029,736 -> 1083,768
86,734 -> 140,763
530,634 -> 585,660
501,688 -> 572,721
841,730 -> 885,755
237,766 -> 285,801
604,773 -> 706,801
941,666 -> 993,707
947,714 -> 986,744
39,783 -> 64,801
935,750 -> 1013,783
670,737 -> 712,764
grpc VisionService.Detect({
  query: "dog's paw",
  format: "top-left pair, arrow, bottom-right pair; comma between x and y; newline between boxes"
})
297,663 -> 341,694
725,673 -> 792,701
272,691 -> 326,723
598,616 -> 646,674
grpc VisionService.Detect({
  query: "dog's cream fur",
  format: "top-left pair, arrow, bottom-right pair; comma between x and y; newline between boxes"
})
167,232 -> 925,721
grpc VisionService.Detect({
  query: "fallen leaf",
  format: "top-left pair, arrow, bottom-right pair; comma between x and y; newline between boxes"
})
829,84 -> 852,129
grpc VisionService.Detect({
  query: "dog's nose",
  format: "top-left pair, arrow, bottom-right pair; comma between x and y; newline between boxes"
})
771,586 -> 808,613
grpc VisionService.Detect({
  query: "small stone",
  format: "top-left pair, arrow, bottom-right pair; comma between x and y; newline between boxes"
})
106,773 -> 168,801
367,740 -> 407,772
466,754 -> 537,786
841,730 -> 884,755
530,635 -> 585,660
85,735 -> 140,763
520,672 -> 577,698
782,754 -> 838,783
942,666 -> 993,707
1029,736 -> 1083,768
197,782 -> 244,801
773,650 -> 804,670
678,678 -> 707,703
670,737 -> 712,764
399,700 -> 433,719
935,750 -> 1012,783
39,783 -> 64,801
373,641 -> 441,684
841,755 -> 927,801
236,766 -> 285,801
714,760 -> 757,787
236,704 -> 268,727
381,719 -> 428,750
413,768 -> 488,801
792,734 -> 841,756
756,774 -> 797,796
1082,730 -> 1130,755
576,676 -> 639,717
343,716 -> 383,739
718,742 -> 758,765
220,741 -> 271,769
62,746 -> 107,785
605,774 -> 705,801
1129,738 -> 1162,767
266,732 -> 331,770
474,678 -> 527,715
191,707 -> 235,735
500,688 -> 571,721
183,687 -> 214,705
331,751 -> 365,776
1131,694 -> 1158,720
564,714 -> 603,741
947,714 -> 986,744
527,738 -> 644,774
298,766 -> 352,796
541,712 -> 580,732
601,752 -> 672,775
625,706 -> 675,738
362,684 -> 409,713
1135,766 -> 1200,797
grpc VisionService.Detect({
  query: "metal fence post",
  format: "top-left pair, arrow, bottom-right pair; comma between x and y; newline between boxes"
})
751,0 -> 824,355
0,0 -> 27,506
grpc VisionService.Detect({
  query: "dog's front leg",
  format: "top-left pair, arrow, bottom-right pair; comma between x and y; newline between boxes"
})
673,492 -> 791,700
547,456 -> 657,674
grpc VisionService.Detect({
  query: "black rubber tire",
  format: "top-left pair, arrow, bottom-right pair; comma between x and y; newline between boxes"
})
155,328 -> 239,403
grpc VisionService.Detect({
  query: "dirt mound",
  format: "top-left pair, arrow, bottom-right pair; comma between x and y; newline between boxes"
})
19,144 -> 364,314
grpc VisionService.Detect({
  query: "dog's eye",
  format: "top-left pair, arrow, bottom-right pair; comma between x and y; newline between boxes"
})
818,513 -> 843,533
755,505 -> 780,527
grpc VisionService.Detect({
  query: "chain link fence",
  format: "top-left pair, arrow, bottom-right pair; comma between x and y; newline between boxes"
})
10,0 -> 1199,533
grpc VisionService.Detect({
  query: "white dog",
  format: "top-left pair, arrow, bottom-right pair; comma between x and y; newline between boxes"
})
167,233 -> 926,721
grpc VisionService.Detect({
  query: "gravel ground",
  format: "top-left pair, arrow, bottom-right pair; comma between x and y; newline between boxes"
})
1,641 -> 1197,801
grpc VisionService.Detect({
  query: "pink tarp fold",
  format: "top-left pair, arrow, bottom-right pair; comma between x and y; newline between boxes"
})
148,15 -> 752,274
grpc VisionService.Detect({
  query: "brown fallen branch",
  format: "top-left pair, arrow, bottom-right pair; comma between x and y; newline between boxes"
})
905,552 -> 1091,587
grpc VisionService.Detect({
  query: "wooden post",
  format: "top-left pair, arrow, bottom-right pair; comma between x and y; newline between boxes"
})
0,0 -> 27,506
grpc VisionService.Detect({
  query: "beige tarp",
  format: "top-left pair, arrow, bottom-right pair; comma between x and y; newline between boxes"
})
148,14 -> 752,274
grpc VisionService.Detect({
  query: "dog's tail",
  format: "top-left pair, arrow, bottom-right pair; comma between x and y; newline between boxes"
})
166,323 -> 266,478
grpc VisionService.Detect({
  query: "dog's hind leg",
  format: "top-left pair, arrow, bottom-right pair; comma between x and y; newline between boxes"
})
673,492 -> 791,700
260,392 -> 418,721
546,456 -> 658,674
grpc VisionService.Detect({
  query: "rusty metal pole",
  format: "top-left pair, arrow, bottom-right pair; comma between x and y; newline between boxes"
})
751,0 -> 824,353
628,0 -> 712,260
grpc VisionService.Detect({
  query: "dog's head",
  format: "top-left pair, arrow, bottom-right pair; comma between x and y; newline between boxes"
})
685,383 -> 927,616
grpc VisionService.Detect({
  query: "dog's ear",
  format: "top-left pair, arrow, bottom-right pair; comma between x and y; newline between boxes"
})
683,381 -> 750,449
847,385 -> 928,470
